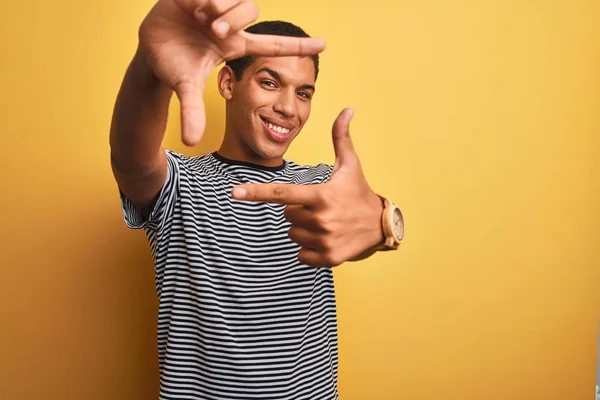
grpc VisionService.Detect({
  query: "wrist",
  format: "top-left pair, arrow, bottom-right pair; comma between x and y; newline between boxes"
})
347,193 -> 384,262
369,192 -> 386,250
376,195 -> 404,251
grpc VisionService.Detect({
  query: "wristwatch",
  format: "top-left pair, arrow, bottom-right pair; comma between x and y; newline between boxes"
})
377,196 -> 404,251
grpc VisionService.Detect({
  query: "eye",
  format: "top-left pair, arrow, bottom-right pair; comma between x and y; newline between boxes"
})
297,91 -> 311,100
261,80 -> 277,89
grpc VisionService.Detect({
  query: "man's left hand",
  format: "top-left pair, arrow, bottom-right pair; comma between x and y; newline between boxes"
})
231,108 -> 385,267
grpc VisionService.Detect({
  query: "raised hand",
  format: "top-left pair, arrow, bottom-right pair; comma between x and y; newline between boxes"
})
230,109 -> 386,267
138,0 -> 326,146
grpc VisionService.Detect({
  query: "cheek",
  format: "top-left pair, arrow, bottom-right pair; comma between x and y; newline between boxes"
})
298,102 -> 312,125
233,97 -> 258,126
234,82 -> 258,107
244,81 -> 270,103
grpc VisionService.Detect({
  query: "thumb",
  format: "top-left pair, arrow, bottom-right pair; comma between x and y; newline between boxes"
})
332,107 -> 359,168
174,80 -> 206,147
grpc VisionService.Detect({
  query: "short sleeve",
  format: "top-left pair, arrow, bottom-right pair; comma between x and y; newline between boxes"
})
119,149 -> 182,231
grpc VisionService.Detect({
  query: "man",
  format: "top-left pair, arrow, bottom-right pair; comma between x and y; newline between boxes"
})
110,0 -> 404,398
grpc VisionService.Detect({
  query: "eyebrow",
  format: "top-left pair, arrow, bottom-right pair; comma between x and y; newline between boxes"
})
256,67 -> 315,92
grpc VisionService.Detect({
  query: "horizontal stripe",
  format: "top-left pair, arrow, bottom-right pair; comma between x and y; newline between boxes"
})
121,151 -> 339,400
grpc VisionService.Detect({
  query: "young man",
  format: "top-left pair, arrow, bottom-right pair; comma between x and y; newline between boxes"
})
110,0 -> 404,398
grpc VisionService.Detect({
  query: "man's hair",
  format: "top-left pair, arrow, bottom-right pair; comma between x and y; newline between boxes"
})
225,21 -> 319,81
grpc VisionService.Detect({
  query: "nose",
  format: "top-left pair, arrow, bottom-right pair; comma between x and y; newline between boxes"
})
273,88 -> 297,118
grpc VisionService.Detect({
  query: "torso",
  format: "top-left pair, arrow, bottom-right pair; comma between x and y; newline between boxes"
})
141,151 -> 339,400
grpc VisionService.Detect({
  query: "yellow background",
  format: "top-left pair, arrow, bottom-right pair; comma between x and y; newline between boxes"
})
1,0 -> 598,399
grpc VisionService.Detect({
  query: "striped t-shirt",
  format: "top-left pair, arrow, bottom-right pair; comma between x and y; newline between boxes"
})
120,150 -> 339,400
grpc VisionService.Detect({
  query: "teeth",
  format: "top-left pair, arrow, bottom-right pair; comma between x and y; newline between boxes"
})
267,122 -> 290,135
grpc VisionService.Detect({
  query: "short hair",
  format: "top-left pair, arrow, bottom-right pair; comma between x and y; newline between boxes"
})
225,21 -> 319,81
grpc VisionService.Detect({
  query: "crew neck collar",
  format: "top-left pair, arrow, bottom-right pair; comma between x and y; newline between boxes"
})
212,152 -> 286,172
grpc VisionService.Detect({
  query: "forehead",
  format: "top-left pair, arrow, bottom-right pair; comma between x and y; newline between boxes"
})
246,56 -> 316,84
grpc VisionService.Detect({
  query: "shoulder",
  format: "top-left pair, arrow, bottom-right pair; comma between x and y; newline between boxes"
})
165,150 -> 218,176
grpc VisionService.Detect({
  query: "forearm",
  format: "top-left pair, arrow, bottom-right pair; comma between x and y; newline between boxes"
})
109,48 -> 173,177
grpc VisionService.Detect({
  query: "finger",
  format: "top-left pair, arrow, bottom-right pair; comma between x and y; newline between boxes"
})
211,1 -> 259,38
332,108 -> 359,168
203,0 -> 241,15
231,183 -> 320,206
298,248 -> 339,268
283,204 -> 309,224
174,0 -> 240,25
288,227 -> 323,250
242,32 -> 326,57
284,205 -> 327,231
173,80 -> 206,146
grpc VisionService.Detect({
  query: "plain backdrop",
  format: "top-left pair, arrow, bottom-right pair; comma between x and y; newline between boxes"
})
1,0 -> 599,399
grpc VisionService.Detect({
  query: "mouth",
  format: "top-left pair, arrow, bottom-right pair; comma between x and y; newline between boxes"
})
260,115 -> 295,142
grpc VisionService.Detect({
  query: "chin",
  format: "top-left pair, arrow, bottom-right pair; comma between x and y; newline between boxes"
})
253,142 -> 288,160
248,137 -> 284,159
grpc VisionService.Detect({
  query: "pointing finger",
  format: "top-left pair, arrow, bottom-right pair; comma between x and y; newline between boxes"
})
231,183 -> 321,206
243,32 -> 326,57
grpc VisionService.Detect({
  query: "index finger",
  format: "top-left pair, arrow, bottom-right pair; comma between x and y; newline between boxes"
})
231,183 -> 321,206
242,32 -> 326,57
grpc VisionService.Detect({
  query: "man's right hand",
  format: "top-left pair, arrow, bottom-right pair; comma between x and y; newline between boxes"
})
138,0 -> 326,146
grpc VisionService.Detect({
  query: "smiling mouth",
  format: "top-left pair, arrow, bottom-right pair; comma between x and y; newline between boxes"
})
260,116 -> 295,140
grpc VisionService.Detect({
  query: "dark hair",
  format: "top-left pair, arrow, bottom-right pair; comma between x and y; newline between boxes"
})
225,21 -> 319,81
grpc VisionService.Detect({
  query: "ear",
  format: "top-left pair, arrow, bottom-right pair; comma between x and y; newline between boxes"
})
217,66 -> 235,101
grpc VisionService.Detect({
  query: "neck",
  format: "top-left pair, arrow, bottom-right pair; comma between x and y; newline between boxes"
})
217,124 -> 284,168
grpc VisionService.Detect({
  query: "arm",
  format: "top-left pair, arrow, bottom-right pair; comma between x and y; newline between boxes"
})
109,0 -> 326,218
231,109 -> 403,268
109,49 -> 172,219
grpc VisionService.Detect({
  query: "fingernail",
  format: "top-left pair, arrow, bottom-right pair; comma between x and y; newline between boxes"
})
232,187 -> 247,199
215,21 -> 230,36
346,108 -> 355,121
195,10 -> 208,24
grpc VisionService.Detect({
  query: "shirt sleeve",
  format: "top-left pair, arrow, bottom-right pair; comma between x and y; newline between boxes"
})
119,149 -> 181,231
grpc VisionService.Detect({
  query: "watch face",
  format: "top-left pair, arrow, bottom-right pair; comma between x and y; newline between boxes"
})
392,208 -> 403,240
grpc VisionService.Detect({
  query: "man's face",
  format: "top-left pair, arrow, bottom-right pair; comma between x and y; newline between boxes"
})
227,56 -> 316,162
